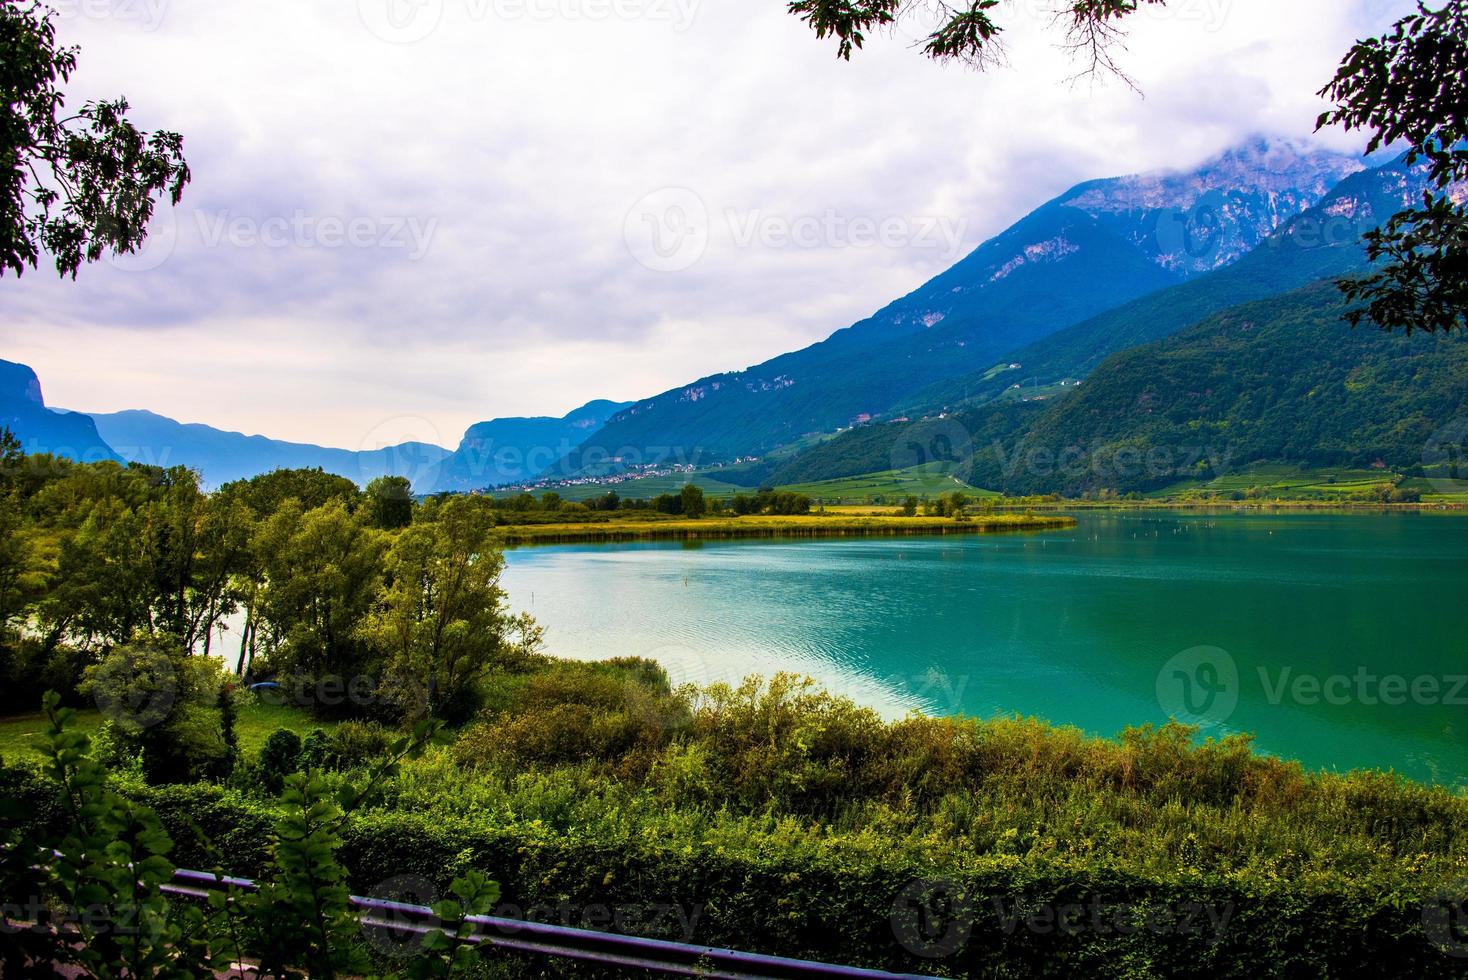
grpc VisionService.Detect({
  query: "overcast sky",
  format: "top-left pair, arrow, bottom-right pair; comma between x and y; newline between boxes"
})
0,0 -> 1412,450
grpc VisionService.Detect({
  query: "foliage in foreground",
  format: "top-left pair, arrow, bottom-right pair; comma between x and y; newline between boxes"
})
6,661 -> 1468,978
0,692 -> 500,978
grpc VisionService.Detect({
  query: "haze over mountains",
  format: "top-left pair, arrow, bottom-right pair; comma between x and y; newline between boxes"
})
5,137 -> 1460,498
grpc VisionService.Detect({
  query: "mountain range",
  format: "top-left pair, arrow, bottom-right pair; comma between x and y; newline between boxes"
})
0,367 -> 628,493
4,136 -> 1460,499
751,153 -> 1449,491
561,139 -> 1365,472
967,279 -> 1468,495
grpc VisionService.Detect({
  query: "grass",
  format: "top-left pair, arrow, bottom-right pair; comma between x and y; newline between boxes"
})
497,512 -> 1074,544
779,465 -> 994,503
0,697 -> 337,764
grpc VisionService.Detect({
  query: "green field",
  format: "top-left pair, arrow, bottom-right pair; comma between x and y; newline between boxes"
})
1400,478 -> 1468,504
1151,464 -> 1412,500
494,462 -> 1468,509
780,465 -> 994,502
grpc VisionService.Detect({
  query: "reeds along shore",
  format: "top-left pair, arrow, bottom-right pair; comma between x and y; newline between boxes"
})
495,513 -> 1077,544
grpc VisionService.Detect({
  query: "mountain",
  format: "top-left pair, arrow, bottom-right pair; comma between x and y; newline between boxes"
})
966,280 -> 1468,495
756,153 -> 1442,489
86,398 -> 630,492
897,153 -> 1439,416
87,409 -> 450,491
565,139 -> 1364,472
0,359 -> 121,464
431,399 -> 633,492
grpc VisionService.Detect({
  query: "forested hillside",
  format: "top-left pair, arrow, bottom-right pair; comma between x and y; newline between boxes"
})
899,153 -> 1436,416
967,281 -> 1468,495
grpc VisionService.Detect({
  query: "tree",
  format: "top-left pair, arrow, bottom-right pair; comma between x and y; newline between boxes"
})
220,467 -> 361,516
0,429 -> 30,635
1,0 -> 190,278
787,0 -> 1166,83
38,494 -> 154,651
365,475 -> 414,529
902,496 -> 919,517
680,482 -> 707,518
1318,0 -> 1468,334
253,499 -> 384,687
185,493 -> 255,657
364,497 -> 537,722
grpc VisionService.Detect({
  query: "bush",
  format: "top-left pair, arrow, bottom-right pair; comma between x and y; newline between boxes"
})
98,778 -> 1465,980
257,728 -> 303,794
299,727 -> 331,769
0,639 -> 80,714
79,640 -> 233,784
326,721 -> 396,769
7,666 -> 1468,979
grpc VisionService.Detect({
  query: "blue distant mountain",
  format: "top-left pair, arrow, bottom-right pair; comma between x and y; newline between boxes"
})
86,409 -> 450,491
432,399 -> 633,492
0,360 -> 121,464
2,356 -> 626,492
85,400 -> 630,492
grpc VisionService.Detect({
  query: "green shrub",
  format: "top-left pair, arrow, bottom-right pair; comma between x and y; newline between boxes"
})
326,720 -> 396,769
299,726 -> 331,769
257,727 -> 303,794
78,640 -> 234,784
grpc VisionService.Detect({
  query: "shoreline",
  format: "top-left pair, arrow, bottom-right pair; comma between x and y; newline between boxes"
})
998,501 -> 1468,513
496,513 -> 1076,545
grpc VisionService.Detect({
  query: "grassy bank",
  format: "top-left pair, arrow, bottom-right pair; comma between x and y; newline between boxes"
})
495,512 -> 1075,544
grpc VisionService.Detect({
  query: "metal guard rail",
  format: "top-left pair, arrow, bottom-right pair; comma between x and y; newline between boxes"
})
164,867 -> 945,980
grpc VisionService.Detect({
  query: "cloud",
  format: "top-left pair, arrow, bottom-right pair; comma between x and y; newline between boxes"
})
0,0 -> 1415,446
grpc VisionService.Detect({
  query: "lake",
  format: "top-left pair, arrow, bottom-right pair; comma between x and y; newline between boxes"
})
502,511 -> 1468,786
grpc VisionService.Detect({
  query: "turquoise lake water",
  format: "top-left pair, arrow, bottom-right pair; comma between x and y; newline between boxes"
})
502,511 -> 1468,786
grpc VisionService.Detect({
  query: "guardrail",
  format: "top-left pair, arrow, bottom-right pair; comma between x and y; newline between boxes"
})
163,867 -> 943,979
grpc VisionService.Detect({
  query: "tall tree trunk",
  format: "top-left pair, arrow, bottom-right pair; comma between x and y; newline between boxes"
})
236,606 -> 253,676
